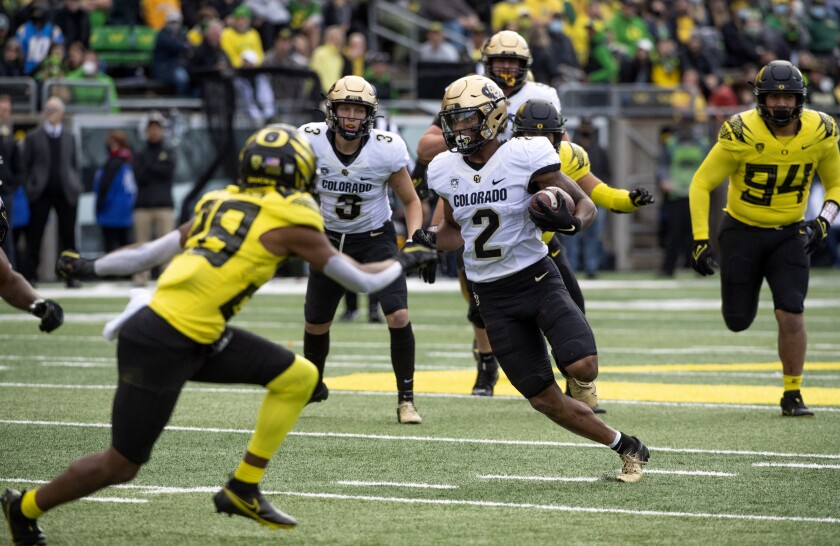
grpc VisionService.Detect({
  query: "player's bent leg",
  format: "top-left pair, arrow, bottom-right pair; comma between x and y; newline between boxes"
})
562,356 -> 600,411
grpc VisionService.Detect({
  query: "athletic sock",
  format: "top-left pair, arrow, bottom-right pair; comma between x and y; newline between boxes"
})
233,461 -> 264,485
20,489 -> 44,519
303,331 -> 329,381
389,323 -> 415,402
610,432 -> 634,453
477,352 -> 498,372
783,374 -> 802,393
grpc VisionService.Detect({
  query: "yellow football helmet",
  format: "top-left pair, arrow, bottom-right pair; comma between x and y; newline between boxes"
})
439,75 -> 507,155
239,124 -> 317,195
481,30 -> 532,93
324,75 -> 378,140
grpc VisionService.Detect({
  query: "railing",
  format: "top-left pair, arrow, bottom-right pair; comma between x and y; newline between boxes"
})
0,77 -> 37,113
42,79 -> 115,113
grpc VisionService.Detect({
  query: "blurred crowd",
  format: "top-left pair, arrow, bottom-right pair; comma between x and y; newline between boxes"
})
0,0 -> 838,109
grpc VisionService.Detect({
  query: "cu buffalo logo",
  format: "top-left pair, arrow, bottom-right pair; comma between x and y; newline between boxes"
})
481,83 -> 501,100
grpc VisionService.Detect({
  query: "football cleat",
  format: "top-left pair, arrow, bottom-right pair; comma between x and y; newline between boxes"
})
568,379 -> 599,410
213,486 -> 296,530
781,391 -> 814,417
397,401 -> 422,424
307,382 -> 329,405
2,489 -> 47,546
617,437 -> 650,483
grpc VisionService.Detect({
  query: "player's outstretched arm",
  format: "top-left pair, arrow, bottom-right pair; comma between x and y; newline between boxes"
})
56,223 -> 192,280
0,249 -> 64,332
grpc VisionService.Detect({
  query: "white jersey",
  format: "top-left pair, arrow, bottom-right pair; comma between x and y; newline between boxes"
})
428,137 -> 560,282
500,81 -> 561,141
298,122 -> 410,233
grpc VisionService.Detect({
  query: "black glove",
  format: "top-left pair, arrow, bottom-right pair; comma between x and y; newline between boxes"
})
29,299 -> 64,333
804,216 -> 829,255
410,229 -> 440,283
691,239 -> 717,276
56,250 -> 98,280
410,160 -> 430,201
529,193 -> 582,234
397,241 -> 439,275
629,187 -> 655,208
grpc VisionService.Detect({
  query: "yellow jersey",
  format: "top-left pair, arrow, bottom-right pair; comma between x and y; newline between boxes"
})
690,109 -> 840,238
150,186 -> 323,344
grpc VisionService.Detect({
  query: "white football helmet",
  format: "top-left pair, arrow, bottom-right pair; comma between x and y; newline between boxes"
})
324,75 -> 378,140
439,75 -> 507,155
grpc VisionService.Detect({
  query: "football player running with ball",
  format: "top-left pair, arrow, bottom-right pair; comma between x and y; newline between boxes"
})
689,60 -> 840,417
416,75 -> 650,482
1,126 -> 437,545
298,76 -> 426,424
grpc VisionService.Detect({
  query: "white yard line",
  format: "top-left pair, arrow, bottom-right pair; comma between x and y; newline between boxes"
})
2,419 -> 839,460
1,478 -> 835,524
478,475 -> 600,482
753,462 -> 840,470
335,481 -> 458,489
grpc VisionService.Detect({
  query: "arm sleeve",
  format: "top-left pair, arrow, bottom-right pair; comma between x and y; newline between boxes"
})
689,143 -> 738,239
94,230 -> 183,276
322,254 -> 403,294
589,182 -> 636,213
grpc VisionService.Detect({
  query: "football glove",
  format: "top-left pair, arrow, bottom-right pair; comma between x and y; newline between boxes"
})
56,250 -> 97,280
529,194 -> 582,234
410,160 -> 430,201
396,241 -> 439,275
0,195 -> 8,246
804,216 -> 829,255
410,229 -> 440,283
629,187 -> 655,208
29,299 -> 64,333
690,239 -> 717,276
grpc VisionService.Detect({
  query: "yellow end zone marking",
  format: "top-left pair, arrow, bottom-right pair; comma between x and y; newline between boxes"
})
326,365 -> 840,406
602,362 -> 840,373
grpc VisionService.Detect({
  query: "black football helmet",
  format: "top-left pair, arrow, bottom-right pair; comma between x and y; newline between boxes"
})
512,98 -> 566,151
0,195 -> 7,246
238,124 -> 317,195
753,60 -> 807,128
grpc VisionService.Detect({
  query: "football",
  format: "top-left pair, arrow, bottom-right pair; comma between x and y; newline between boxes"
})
531,187 -> 575,214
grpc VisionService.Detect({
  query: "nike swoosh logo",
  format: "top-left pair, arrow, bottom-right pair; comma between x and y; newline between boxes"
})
491,178 -> 506,185
228,490 -> 260,513
550,249 -> 561,258
801,144 -> 812,150
371,232 -> 384,237
557,226 -> 577,232
534,272 -> 548,282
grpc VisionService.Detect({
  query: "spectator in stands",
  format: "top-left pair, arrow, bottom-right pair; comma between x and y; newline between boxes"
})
189,18 -> 229,75
342,31 -> 366,77
806,0 -> 840,59
0,94 -> 21,266
419,22 -> 461,63
185,6 -> 219,46
608,0 -> 653,57
54,0 -> 90,48
21,97 -> 82,287
291,31 -> 311,66
263,27 -> 302,68
364,51 -> 395,100
310,24 -> 345,92
619,37 -> 652,83
322,0 -> 353,34
543,12 -> 580,83
152,9 -> 191,96
221,5 -> 264,68
64,40 -> 85,72
721,5 -> 766,68
764,0 -> 810,61
466,22 -> 487,69
679,31 -> 718,81
584,21 -> 620,83
34,42 -> 66,82
94,129 -> 136,252
800,52 -> 839,109
0,14 -> 9,50
288,0 -> 322,52
132,111 -> 176,286
651,37 -> 682,87
420,0 -> 480,48
243,0 -> 290,50
65,49 -> 119,111
0,37 -> 23,77
645,0 -> 674,43
492,0 -> 528,33
16,0 -> 64,75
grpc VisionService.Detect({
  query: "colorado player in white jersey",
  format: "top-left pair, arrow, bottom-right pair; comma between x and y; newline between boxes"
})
414,75 -> 650,482
298,76 -> 425,424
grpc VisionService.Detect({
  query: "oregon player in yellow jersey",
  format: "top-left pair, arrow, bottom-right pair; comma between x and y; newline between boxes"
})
2,126 -> 438,545
511,98 -> 654,410
689,60 -> 840,417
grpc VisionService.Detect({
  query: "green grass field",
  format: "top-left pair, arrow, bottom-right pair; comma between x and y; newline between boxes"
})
2,271 -> 839,545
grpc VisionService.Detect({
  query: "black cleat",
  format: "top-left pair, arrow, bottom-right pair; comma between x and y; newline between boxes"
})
471,368 -> 499,397
781,391 -> 814,417
593,405 -> 607,414
213,486 -> 296,530
307,381 -> 329,405
2,489 -> 47,546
